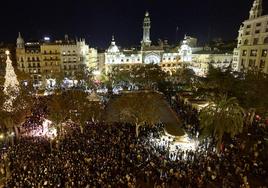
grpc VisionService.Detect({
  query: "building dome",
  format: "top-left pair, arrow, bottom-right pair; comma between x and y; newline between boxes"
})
107,36 -> 120,53
179,36 -> 192,62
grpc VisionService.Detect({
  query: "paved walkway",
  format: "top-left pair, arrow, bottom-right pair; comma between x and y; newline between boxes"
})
104,91 -> 184,136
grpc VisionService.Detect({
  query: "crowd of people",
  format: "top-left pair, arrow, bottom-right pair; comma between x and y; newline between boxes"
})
171,96 -> 200,138
3,118 -> 267,187
0,93 -> 267,187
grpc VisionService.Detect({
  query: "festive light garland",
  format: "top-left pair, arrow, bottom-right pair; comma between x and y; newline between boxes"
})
3,51 -> 19,112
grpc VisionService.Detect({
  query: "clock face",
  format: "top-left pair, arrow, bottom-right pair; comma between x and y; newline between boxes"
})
144,53 -> 160,64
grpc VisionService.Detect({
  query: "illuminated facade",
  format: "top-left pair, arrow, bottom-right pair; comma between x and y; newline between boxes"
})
16,33 -> 95,87
104,12 -> 232,76
233,0 -> 268,73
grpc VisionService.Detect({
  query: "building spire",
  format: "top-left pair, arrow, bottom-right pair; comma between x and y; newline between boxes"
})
249,0 -> 263,19
16,32 -> 24,49
141,11 -> 151,48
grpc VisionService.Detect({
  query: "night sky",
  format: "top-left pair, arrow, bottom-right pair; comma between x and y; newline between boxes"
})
0,0 -> 266,48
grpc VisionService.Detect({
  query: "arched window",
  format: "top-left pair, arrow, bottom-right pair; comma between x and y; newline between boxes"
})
244,39 -> 249,45
264,37 -> 268,44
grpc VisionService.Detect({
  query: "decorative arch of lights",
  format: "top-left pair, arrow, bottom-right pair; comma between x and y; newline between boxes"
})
144,53 -> 161,64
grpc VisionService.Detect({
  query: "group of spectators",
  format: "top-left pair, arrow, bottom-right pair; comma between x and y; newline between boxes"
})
0,93 -> 267,187
3,118 -> 268,187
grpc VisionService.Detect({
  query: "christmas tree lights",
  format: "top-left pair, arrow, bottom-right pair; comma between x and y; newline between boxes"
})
3,50 -> 19,112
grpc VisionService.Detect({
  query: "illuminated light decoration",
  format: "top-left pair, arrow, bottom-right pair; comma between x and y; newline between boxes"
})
144,53 -> 161,64
44,37 -> 50,41
149,131 -> 199,161
27,119 -> 57,139
179,38 -> 192,62
46,78 -> 56,88
93,70 -> 101,76
3,50 -> 20,112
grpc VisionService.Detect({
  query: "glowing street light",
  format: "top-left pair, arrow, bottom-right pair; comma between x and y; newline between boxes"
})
0,133 -> 4,139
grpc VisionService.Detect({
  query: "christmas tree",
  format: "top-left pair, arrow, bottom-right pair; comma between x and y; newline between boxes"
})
3,50 -> 19,112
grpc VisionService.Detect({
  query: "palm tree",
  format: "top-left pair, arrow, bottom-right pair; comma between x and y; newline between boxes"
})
199,96 -> 244,151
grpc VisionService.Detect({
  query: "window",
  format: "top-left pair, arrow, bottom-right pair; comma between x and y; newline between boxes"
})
255,30 -> 260,34
253,38 -> 258,45
241,59 -> 245,67
264,37 -> 268,44
33,63 -> 36,67
248,59 -> 256,67
37,63 -> 40,67
262,49 -> 267,57
45,62 -> 47,66
244,39 -> 249,45
260,60 -> 265,68
245,31 -> 250,35
256,23 -> 261,27
250,50 -> 257,56
242,50 -> 247,56
246,25 -> 251,28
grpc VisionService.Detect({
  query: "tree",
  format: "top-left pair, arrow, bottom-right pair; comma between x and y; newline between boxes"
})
172,67 -> 196,88
199,96 -> 244,151
105,92 -> 162,137
11,84 -> 35,136
47,93 -> 70,137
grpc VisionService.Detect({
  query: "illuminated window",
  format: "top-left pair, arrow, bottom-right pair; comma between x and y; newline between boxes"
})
260,60 -> 265,68
262,49 -> 267,57
242,50 -> 247,56
250,50 -> 257,56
